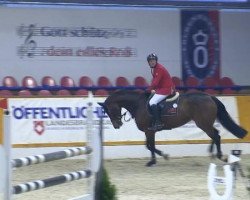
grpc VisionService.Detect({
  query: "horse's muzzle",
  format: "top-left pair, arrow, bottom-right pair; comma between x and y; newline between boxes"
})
112,120 -> 123,129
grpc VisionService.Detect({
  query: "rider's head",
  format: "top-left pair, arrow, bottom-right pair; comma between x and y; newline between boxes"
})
147,53 -> 158,68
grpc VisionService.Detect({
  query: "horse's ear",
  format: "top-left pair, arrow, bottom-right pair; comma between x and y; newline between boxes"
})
98,102 -> 104,107
98,102 -> 109,114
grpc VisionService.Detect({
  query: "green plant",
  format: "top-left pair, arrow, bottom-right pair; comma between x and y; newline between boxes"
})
247,167 -> 250,193
100,168 -> 117,200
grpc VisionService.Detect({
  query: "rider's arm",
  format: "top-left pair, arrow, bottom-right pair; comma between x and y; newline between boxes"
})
150,68 -> 163,89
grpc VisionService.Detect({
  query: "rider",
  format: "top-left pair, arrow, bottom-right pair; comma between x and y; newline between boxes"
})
147,53 -> 175,131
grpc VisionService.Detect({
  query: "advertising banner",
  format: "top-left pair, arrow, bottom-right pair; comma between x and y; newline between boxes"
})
181,10 -> 220,84
0,98 -> 7,145
8,96 -> 242,146
8,97 -> 105,144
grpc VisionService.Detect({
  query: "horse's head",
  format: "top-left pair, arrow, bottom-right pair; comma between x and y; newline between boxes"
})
98,90 -> 144,129
98,101 -> 123,129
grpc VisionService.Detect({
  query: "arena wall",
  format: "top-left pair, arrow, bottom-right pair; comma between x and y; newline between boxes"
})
0,5 -> 249,85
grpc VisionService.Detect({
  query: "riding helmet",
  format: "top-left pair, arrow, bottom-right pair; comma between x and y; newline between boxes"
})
147,53 -> 158,62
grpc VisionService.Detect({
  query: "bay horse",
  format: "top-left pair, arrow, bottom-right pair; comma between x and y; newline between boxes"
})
99,90 -> 247,166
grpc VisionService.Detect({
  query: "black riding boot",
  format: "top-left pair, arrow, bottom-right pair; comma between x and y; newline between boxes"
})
148,104 -> 164,131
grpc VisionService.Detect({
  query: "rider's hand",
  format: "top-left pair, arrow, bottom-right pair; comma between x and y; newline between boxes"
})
146,87 -> 151,93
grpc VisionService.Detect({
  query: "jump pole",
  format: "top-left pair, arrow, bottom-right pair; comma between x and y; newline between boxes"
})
0,96 -> 102,200
70,100 -> 103,200
11,146 -> 92,168
2,110 -> 12,200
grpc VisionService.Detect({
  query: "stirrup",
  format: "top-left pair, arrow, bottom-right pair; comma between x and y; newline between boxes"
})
148,126 -> 156,131
155,123 -> 164,130
148,123 -> 164,131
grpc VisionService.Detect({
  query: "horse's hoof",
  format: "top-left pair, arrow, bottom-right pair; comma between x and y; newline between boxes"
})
146,160 -> 156,167
163,154 -> 169,160
215,152 -> 228,163
220,155 -> 228,163
209,153 -> 216,160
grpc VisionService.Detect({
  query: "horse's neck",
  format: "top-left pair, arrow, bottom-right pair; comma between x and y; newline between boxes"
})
118,96 -> 139,116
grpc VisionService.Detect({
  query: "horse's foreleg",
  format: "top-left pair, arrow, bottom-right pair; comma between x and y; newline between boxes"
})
145,132 -> 156,167
154,148 -> 169,160
145,131 -> 168,167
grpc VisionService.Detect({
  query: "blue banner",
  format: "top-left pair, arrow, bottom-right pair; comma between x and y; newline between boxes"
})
181,10 -> 220,84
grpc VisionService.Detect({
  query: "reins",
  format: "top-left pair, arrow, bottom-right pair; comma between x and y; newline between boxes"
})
121,111 -> 131,122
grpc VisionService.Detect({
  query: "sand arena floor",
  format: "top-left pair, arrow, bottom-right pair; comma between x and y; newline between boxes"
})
12,155 -> 250,200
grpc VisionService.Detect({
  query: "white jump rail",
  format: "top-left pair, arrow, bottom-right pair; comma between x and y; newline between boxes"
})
207,154 -> 243,200
11,146 -> 92,168
12,170 -> 92,194
208,163 -> 233,200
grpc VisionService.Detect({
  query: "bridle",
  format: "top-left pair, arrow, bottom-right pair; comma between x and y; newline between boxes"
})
101,102 -> 132,127
112,110 -> 131,124
121,111 -> 131,122
112,111 -> 132,126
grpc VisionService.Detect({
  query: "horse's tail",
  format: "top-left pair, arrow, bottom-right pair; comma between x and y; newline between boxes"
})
211,96 -> 247,139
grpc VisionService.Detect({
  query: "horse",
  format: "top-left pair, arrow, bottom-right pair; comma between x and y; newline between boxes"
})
99,90 -> 248,166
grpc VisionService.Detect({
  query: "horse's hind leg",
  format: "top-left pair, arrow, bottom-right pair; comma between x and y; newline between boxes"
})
206,128 -> 228,162
208,127 -> 218,157
208,128 -> 220,158
196,121 -> 227,162
208,140 -> 214,156
210,129 -> 228,162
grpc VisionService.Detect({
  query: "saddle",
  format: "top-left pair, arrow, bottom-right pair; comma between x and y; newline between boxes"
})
148,92 -> 180,116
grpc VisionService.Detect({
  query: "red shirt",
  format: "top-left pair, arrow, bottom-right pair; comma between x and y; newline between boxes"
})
149,63 -> 175,95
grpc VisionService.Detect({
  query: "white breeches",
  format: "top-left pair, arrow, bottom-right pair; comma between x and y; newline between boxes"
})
149,94 -> 168,106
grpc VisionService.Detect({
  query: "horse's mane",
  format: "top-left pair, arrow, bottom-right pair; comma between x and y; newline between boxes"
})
110,90 -> 151,101
111,90 -> 208,102
112,89 -> 138,94
112,89 -> 147,97
109,90 -> 149,118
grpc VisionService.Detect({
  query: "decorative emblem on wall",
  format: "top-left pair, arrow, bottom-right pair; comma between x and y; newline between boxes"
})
181,10 -> 220,83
